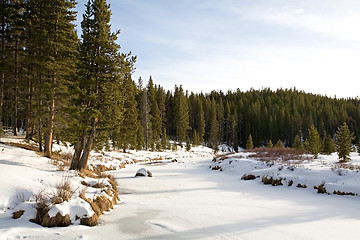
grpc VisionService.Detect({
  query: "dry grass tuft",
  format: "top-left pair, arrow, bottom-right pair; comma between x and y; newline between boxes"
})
49,151 -> 73,170
247,147 -> 311,162
41,212 -> 71,227
80,213 -> 99,226
94,196 -> 113,213
8,142 -> 39,152
30,190 -> 50,225
55,176 -> 75,203
79,194 -> 102,217
78,169 -> 99,179
213,152 -> 235,162
90,164 -> 116,173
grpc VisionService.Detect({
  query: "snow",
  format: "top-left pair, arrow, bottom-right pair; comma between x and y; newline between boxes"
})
1,137 -> 360,239
211,152 -> 360,195
48,198 -> 94,221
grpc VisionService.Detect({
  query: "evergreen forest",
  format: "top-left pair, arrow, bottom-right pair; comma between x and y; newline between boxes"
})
1,0 -> 360,169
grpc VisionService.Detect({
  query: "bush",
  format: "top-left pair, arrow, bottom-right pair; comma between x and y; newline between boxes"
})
30,190 -> 50,225
288,180 -> 293,186
55,176 -> 74,203
262,176 -> 283,186
314,183 -> 327,194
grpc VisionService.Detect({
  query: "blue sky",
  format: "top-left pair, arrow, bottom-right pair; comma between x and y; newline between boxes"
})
76,0 -> 360,98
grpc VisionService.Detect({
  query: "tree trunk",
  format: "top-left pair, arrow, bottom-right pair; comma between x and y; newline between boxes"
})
25,76 -> 32,139
0,3 -> 5,131
38,76 -> 43,152
12,38 -> 19,136
78,117 -> 98,171
70,135 -> 84,170
38,117 -> 42,152
44,78 -> 55,157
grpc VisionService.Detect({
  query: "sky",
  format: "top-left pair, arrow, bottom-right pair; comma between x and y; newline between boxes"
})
75,0 -> 360,98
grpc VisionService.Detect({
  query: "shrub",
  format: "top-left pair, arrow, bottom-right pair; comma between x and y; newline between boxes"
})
262,176 -> 283,186
314,183 -> 327,194
288,180 -> 293,186
30,190 -> 51,225
296,183 -> 307,188
55,176 -> 75,203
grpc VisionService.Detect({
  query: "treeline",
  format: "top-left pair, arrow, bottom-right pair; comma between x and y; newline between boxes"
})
1,1 -> 360,169
133,81 -> 360,152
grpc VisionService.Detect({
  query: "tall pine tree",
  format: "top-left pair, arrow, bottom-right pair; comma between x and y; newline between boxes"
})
70,0 -> 134,170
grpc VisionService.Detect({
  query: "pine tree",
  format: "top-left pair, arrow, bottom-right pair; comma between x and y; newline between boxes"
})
174,85 -> 190,144
171,141 -> 177,151
207,98 -> 219,149
70,0 -> 134,170
304,125 -> 321,159
322,134 -> 335,155
148,77 -> 161,148
161,128 -> 168,150
334,122 -> 355,162
275,139 -> 283,148
113,75 -> 140,152
186,136 -> 191,151
192,130 -> 200,146
194,97 -> 205,144
23,0 -> 78,156
293,134 -> 303,149
246,134 -> 254,150
267,139 -> 273,148
0,0 -> 8,132
137,77 -> 150,150
135,126 -> 144,150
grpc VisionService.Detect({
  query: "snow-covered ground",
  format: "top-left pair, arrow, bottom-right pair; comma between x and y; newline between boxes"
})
1,137 -> 360,239
211,151 -> 360,196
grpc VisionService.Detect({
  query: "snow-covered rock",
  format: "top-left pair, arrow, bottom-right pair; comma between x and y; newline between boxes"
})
135,168 -> 153,177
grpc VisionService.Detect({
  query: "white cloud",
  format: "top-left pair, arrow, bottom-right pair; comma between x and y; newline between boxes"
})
238,0 -> 360,43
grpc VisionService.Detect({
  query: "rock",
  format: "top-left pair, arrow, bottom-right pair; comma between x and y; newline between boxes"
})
241,174 -> 256,180
135,168 -> 153,177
